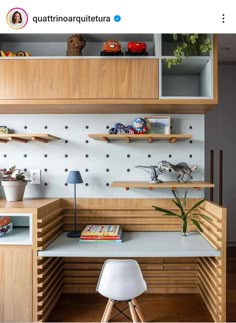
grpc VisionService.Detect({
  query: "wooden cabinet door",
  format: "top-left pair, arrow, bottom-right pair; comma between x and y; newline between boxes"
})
0,246 -> 32,322
0,59 -> 158,100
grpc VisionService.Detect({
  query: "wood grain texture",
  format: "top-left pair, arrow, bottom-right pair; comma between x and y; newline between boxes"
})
0,59 -> 158,100
88,133 -> 192,142
0,246 -> 32,322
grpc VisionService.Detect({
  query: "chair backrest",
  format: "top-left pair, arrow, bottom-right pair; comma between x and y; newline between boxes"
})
96,259 -> 147,301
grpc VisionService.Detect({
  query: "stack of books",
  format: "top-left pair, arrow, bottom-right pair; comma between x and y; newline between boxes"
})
0,216 -> 13,237
80,224 -> 124,242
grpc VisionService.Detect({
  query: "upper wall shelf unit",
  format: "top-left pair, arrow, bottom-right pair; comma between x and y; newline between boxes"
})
111,181 -> 215,190
88,133 -> 192,143
0,133 -> 61,143
0,34 -> 218,114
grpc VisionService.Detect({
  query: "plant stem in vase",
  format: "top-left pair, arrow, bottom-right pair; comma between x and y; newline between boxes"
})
181,218 -> 189,236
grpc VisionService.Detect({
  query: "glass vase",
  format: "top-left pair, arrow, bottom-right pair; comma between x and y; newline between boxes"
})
181,218 -> 189,236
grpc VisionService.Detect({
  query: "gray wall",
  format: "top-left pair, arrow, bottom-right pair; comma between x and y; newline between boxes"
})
205,64 -> 236,245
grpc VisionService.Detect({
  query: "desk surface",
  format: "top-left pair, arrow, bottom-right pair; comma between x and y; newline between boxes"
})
38,231 -> 220,257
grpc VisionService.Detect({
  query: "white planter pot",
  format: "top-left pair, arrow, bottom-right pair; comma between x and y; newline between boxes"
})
1,181 -> 27,202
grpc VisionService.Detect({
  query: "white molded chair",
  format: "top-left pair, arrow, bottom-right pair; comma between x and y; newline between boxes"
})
96,259 -> 147,322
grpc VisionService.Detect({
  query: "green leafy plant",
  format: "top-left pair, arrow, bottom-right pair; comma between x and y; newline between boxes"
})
152,190 -> 212,235
166,34 -> 212,69
0,166 -> 26,181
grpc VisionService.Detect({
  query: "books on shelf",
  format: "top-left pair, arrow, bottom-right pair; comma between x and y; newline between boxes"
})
81,224 -> 120,237
0,222 -> 13,237
80,225 -> 124,243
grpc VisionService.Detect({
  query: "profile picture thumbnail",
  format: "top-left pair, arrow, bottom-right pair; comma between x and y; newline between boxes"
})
6,8 -> 28,29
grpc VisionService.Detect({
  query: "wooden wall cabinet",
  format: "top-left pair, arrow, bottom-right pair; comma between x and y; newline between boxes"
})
0,246 -> 32,322
0,59 -> 158,100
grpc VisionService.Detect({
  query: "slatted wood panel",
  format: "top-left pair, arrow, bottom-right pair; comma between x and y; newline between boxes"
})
198,201 -> 226,322
61,198 -> 199,233
36,200 -> 64,322
63,257 -> 199,294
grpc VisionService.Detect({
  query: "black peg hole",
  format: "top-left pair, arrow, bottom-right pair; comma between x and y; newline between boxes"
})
44,126 -> 48,129
85,154 -> 89,158
106,154 -> 110,158
24,126 -> 27,129
169,154 -> 172,158
189,126 -> 193,129
65,154 -> 68,158
44,169 -> 48,172
189,140 -> 193,144
85,140 -> 89,144
85,169 -> 89,172
65,126 -> 68,129
65,169 -> 68,172
24,168 -> 27,172
44,154 -> 48,158
24,154 -> 27,158
127,154 -> 130,158
106,169 -> 110,172
85,183 -> 89,186
148,154 -> 151,158
44,183 -> 48,186
127,169 -> 130,172
85,125 -> 89,129
65,140 -> 68,144
189,154 -> 192,158
106,126 -> 110,129
65,183 -> 68,186
3,154 -> 7,158
106,183 -> 110,186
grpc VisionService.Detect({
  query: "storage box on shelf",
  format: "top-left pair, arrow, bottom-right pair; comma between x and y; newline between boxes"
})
0,34 -> 218,113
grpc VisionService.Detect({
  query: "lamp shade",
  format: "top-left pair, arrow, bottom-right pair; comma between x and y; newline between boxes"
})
66,171 -> 83,184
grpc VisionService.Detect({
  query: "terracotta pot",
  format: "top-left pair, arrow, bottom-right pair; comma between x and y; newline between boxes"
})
1,181 -> 27,201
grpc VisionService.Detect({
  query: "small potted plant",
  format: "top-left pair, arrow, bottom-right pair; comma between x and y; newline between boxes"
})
152,190 -> 212,236
0,166 -> 28,201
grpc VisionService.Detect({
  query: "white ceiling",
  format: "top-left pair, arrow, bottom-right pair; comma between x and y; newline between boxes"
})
218,34 -> 236,63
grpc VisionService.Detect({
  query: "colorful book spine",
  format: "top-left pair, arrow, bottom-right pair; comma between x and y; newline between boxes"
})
80,231 -> 124,243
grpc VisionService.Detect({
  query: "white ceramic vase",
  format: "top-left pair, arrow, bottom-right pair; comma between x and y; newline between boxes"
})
2,181 -> 27,202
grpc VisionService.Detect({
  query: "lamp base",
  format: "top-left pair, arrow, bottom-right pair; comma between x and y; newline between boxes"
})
67,231 -> 81,238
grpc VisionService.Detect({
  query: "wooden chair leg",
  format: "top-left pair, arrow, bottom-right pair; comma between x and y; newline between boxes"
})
101,299 -> 114,322
132,298 -> 145,322
128,300 -> 138,322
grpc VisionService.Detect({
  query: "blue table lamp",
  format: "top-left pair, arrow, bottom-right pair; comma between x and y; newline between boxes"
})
66,170 -> 83,238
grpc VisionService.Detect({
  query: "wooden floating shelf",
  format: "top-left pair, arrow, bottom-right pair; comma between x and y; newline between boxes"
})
0,134 -> 61,143
88,134 -> 192,143
111,181 -> 215,190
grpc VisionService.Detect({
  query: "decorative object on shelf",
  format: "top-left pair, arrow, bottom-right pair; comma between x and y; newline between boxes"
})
16,51 -> 31,56
135,161 -> 170,183
144,116 -> 171,134
152,190 -> 212,236
125,41 -> 148,56
109,123 -> 136,134
163,161 -> 198,182
0,50 -> 30,57
66,170 -> 83,238
66,34 -> 86,56
101,40 -> 123,56
132,118 -> 149,134
0,126 -> 8,134
0,166 -> 28,201
165,34 -> 212,69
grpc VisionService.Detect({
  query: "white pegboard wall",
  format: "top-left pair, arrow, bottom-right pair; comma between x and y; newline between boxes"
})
0,114 -> 204,199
